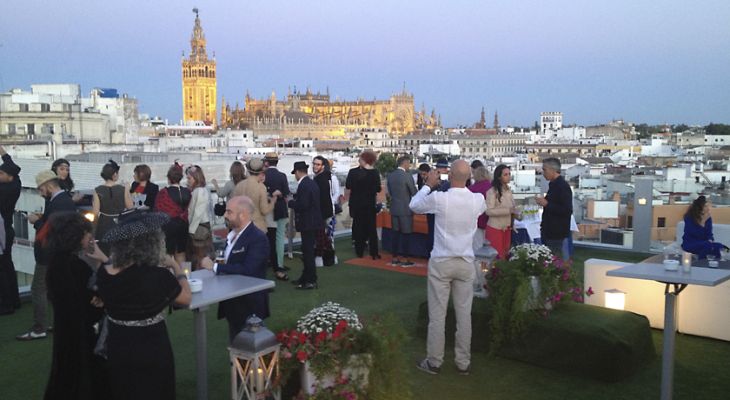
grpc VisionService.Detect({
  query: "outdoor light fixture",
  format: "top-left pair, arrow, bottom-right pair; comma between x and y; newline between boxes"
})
605,289 -> 626,310
637,198 -> 647,205
229,315 -> 281,400
82,211 -> 95,222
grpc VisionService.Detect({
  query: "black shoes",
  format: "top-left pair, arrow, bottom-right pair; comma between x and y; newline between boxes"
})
295,282 -> 318,290
371,254 -> 381,260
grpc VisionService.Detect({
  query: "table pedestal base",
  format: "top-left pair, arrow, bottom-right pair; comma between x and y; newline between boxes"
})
661,283 -> 686,400
194,306 -> 209,400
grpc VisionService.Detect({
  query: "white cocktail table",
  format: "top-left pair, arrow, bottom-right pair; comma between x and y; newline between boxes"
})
607,263 -> 730,400
188,269 -> 275,400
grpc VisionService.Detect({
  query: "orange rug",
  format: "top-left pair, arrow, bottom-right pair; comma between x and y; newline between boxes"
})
345,253 -> 428,277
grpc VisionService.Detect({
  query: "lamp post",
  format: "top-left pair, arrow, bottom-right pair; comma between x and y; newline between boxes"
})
229,315 -> 281,400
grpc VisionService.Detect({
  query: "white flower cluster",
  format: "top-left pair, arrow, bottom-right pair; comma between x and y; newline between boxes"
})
509,243 -> 553,262
296,302 -> 363,335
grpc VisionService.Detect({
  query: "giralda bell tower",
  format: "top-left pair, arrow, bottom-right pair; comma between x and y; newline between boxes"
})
182,8 -> 217,126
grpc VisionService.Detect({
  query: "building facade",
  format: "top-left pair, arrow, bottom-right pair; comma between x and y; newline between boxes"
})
540,112 -> 563,134
220,86 -> 438,138
0,84 -> 138,144
182,9 -> 217,125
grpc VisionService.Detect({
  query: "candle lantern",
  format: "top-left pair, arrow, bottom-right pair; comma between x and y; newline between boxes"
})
229,315 -> 281,400
474,244 -> 498,298
681,251 -> 692,273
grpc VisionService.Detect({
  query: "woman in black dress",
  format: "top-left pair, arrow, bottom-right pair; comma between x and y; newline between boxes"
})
96,211 -> 191,400
44,212 -> 108,400
93,160 -> 133,254
345,150 -> 382,259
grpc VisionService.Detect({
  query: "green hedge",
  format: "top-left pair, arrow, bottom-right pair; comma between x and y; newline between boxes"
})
417,301 -> 655,382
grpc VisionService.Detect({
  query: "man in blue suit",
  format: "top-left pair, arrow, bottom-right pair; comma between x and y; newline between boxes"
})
288,161 -> 322,290
201,196 -> 270,341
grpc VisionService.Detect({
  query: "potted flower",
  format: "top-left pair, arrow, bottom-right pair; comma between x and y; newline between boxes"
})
276,302 -> 412,400
485,243 -> 591,352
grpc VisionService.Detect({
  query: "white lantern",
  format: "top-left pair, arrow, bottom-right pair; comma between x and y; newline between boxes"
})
474,245 -> 498,298
604,289 -> 626,311
229,315 -> 281,400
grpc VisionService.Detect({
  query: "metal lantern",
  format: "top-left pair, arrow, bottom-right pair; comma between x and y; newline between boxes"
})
229,315 -> 281,400
474,244 -> 498,298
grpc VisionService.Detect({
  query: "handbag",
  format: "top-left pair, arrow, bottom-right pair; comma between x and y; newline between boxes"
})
214,199 -> 226,217
192,222 -> 211,241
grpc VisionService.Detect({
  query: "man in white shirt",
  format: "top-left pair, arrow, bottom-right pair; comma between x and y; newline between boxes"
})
410,159 -> 486,376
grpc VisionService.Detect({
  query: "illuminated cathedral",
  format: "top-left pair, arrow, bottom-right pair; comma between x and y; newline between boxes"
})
220,85 -> 440,138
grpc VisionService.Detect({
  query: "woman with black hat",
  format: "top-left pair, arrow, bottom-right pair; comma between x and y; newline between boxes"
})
93,160 -> 133,254
96,211 -> 191,400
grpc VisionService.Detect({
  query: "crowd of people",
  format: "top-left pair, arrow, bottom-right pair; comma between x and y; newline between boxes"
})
4,144 -> 727,395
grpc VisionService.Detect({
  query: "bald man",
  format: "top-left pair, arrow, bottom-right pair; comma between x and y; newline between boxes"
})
410,159 -> 486,376
201,196 -> 270,341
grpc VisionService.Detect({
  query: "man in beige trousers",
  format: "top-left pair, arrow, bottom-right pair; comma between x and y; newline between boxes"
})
409,159 -> 486,375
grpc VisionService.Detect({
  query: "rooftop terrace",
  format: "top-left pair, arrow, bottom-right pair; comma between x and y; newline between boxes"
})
1,240 -> 729,399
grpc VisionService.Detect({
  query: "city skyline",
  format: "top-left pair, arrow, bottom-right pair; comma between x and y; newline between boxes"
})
1,0 -> 729,128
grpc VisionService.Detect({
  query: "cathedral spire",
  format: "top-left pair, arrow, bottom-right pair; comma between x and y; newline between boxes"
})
190,8 -> 208,62
494,110 -> 499,131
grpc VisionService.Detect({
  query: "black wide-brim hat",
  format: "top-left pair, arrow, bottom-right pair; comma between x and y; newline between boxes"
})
291,161 -> 309,174
102,210 -> 170,243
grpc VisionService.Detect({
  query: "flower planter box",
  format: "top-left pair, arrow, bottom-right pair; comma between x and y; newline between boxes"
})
300,354 -> 371,395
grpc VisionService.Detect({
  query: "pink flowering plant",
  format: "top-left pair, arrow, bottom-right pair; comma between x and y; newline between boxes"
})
485,243 -> 592,351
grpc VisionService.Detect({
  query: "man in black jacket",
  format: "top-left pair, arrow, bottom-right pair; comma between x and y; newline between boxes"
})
263,152 -> 290,280
288,161 -> 322,289
536,157 -> 573,260
17,170 -> 76,340
312,156 -> 334,266
0,146 -> 22,315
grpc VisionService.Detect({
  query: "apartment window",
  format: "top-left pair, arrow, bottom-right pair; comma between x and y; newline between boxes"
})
40,103 -> 50,112
19,103 -> 29,112
6,124 -> 16,135
13,211 -> 29,240
41,123 -> 54,134
27,124 -> 35,135
657,217 -> 666,228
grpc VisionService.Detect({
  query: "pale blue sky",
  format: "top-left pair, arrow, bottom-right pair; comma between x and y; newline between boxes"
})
1,0 -> 728,127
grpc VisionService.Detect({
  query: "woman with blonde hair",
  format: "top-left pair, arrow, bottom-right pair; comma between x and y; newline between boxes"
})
185,165 -> 213,269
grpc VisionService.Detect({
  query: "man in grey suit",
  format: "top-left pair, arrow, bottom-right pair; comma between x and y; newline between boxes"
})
387,156 -> 418,267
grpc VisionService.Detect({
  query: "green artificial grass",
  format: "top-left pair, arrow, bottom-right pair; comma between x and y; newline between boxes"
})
1,243 -> 729,399
417,300 -> 656,382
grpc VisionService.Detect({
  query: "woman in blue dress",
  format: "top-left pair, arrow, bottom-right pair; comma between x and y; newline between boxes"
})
682,195 -> 728,259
